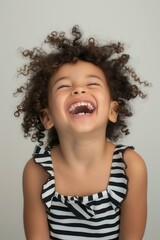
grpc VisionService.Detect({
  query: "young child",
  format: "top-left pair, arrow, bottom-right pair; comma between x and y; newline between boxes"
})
14,26 -> 148,240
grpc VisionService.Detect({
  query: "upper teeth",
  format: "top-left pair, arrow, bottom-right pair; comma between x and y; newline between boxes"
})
68,102 -> 94,112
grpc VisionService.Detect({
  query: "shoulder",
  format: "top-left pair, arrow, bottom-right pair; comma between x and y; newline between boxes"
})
23,158 -> 49,195
23,159 -> 50,239
123,148 -> 147,207
23,158 -> 49,180
123,148 -> 147,181
119,148 -> 147,239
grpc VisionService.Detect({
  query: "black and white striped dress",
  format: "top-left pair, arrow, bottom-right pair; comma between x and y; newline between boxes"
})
33,145 -> 133,240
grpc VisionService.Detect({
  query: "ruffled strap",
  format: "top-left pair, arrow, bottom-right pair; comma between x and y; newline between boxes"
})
107,145 -> 134,211
33,146 -> 55,208
33,145 -> 95,218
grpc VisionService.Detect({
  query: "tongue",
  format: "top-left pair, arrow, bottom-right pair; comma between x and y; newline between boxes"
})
72,106 -> 93,115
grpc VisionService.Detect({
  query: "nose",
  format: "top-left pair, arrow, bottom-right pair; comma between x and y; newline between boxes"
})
72,87 -> 87,95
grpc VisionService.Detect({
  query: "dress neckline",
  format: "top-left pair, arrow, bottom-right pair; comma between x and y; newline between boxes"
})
33,144 -> 130,211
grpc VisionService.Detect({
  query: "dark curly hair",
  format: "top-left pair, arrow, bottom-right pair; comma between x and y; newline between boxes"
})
14,25 -> 148,148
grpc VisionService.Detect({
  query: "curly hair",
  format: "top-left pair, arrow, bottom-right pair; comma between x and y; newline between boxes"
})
14,25 -> 148,148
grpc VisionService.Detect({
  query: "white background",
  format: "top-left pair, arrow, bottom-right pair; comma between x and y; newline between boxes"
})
0,0 -> 160,239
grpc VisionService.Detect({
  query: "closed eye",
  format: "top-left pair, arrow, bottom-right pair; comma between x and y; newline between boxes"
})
87,83 -> 101,86
57,85 -> 71,89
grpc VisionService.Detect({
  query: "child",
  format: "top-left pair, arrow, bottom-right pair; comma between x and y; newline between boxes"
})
14,26 -> 148,240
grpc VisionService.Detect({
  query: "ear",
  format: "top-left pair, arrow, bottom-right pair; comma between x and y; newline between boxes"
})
109,101 -> 118,123
39,108 -> 54,129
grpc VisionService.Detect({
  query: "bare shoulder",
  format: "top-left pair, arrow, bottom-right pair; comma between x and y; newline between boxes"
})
23,158 -> 49,186
119,148 -> 147,239
23,157 -> 49,206
23,157 -> 50,209
23,158 -> 50,239
123,148 -> 147,181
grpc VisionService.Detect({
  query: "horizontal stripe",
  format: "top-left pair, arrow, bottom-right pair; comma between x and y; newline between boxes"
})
33,144 -> 133,239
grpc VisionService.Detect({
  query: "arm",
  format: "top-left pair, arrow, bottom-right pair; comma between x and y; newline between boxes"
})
23,159 -> 50,240
119,149 -> 147,240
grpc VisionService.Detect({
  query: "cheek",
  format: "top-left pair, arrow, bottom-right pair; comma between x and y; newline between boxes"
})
54,94 -> 65,110
98,93 -> 112,115
98,90 -> 111,105
49,94 -> 66,120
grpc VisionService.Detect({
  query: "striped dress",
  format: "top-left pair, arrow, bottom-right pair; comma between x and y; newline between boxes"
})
33,144 -> 133,240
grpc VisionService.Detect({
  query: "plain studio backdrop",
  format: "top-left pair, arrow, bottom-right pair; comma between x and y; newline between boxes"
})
0,0 -> 160,239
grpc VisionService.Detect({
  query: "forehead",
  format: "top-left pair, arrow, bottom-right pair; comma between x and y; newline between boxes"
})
52,61 -> 106,81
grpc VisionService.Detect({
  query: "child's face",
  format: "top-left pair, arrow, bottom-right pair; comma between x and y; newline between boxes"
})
41,61 -> 118,137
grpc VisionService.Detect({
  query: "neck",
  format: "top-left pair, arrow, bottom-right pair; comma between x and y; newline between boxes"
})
55,133 -> 111,169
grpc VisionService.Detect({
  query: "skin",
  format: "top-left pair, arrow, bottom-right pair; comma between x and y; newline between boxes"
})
23,61 -> 147,239
23,159 -> 50,240
119,150 -> 147,240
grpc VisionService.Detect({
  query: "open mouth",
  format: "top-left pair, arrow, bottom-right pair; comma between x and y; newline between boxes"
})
68,102 -> 95,115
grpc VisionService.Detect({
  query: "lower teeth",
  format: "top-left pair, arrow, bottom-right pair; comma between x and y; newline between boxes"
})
76,112 -> 89,115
